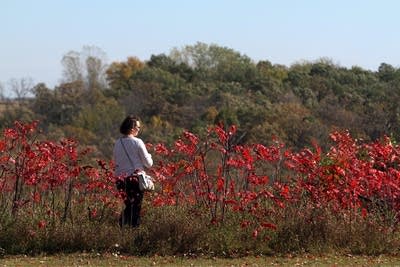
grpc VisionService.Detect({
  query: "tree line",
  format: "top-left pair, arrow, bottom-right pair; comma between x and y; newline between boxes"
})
1,42 -> 400,159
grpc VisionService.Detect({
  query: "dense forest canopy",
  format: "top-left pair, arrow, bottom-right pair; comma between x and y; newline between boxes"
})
1,42 -> 400,159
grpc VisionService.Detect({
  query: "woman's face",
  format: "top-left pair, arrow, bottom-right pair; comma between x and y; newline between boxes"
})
131,121 -> 141,136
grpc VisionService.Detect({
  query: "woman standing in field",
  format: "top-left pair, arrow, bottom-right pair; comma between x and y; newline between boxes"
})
113,115 -> 153,227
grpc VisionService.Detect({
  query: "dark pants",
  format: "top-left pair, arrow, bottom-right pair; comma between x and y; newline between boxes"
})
118,175 -> 144,228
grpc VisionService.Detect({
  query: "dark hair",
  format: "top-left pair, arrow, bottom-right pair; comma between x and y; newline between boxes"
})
120,115 -> 140,135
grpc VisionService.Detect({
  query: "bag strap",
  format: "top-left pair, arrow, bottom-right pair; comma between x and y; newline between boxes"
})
120,138 -> 135,170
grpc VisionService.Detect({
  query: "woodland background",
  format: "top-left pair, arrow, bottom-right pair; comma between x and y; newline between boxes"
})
1,42 -> 400,155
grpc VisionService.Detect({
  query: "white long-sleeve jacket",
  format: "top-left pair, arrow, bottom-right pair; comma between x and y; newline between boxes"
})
113,136 -> 153,177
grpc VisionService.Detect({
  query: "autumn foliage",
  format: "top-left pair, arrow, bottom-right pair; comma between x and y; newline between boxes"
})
0,121 -> 399,253
149,125 -> 400,238
0,121 -> 119,227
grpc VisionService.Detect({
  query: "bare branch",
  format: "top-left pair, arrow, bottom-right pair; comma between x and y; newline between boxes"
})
8,77 -> 34,100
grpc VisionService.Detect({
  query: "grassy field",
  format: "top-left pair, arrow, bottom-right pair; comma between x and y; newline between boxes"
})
2,253 -> 400,267
0,101 -> 7,113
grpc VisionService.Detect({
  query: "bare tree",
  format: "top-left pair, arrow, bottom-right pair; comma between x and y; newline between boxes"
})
8,77 -> 34,100
61,45 -> 108,90
0,82 -> 5,100
61,51 -> 84,83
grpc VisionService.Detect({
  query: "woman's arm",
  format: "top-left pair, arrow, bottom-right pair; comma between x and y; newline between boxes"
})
137,139 -> 153,168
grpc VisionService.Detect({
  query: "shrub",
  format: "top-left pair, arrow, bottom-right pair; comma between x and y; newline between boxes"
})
0,121 -> 399,256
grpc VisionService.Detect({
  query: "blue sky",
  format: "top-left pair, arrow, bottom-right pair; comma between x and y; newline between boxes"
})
1,0 -> 399,94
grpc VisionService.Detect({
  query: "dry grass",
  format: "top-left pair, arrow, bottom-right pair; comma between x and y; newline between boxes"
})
0,100 -> 18,111
2,253 -> 400,267
1,204 -> 399,257
0,101 -> 8,113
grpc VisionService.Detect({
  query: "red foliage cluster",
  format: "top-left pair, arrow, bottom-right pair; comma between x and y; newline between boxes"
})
1,121 -> 399,237
0,121 -> 119,225
149,126 -> 400,236
285,131 -> 400,213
